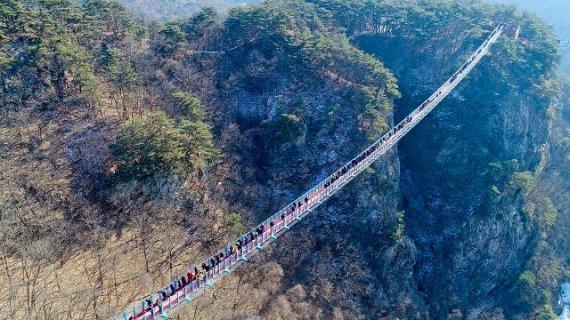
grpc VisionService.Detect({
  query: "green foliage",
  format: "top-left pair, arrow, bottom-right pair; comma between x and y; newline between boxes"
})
55,42 -> 98,95
106,49 -> 138,89
213,0 -> 399,140
54,42 -> 91,66
537,305 -> 557,320
0,0 -> 36,37
538,197 -> 557,231
181,7 -> 219,41
107,61 -> 138,88
0,52 -> 11,71
178,119 -> 220,169
74,65 -> 99,95
298,33 -> 400,98
159,23 -> 186,52
173,91 -> 206,120
82,0 -> 144,37
157,7 -> 220,53
379,177 -> 397,192
116,0 -> 237,22
511,243 -> 565,318
109,110 -> 219,182
488,159 -> 521,183
392,211 -> 405,243
523,202 -> 536,219
224,213 -> 246,237
509,171 -> 535,195
519,270 -> 537,287
537,290 -> 557,320
272,113 -> 303,144
110,112 -> 188,181
173,92 -> 220,168
546,106 -> 557,121
0,0 -> 145,110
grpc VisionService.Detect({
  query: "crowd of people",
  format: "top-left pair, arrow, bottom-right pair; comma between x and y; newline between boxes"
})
128,225 -> 273,318
125,33 -> 498,319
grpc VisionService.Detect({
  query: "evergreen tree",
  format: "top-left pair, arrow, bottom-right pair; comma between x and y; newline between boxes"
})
110,112 -> 187,182
110,93 -> 219,182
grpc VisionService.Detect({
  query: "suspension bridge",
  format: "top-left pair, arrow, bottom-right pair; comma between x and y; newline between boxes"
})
116,24 -> 504,320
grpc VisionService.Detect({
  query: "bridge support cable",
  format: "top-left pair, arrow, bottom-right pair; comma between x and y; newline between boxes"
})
118,25 -> 503,320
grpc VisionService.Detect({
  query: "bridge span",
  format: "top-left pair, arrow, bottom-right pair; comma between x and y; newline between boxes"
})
116,24 -> 504,320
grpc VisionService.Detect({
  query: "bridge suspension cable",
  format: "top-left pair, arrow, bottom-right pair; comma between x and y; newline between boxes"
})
116,24 -> 504,320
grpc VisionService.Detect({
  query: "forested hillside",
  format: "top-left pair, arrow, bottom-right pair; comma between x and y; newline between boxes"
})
0,0 -> 567,319
485,0 -> 570,72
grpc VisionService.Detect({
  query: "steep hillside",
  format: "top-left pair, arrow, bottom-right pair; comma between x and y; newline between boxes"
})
343,0 -> 563,317
0,0 -> 566,319
538,77 -> 570,315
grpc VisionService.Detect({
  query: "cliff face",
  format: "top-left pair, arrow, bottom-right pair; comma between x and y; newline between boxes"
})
148,0 -> 562,318
0,0 -> 564,319
172,2 -> 426,318
538,78 -> 570,316
350,2 -> 560,318
177,1 -> 561,319
190,1 -> 562,319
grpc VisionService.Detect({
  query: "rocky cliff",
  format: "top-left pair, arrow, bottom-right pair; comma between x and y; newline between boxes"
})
0,0 -> 565,319
351,2 -> 560,317
175,1 -> 563,319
